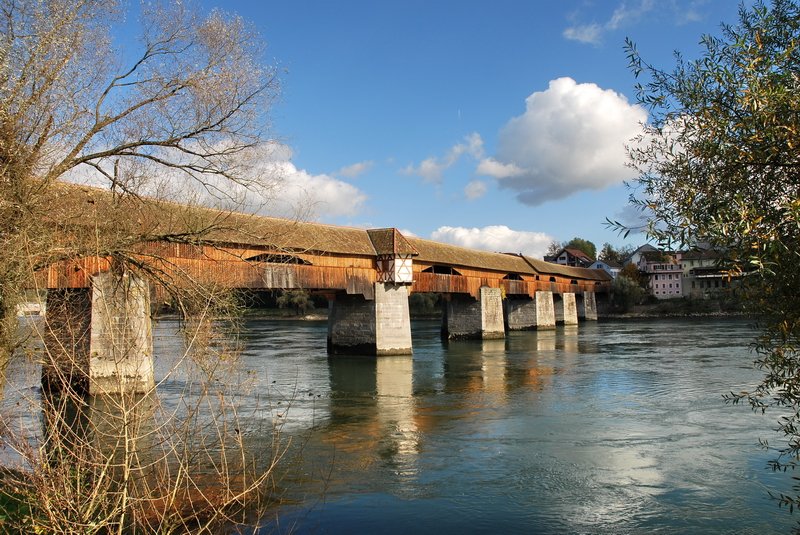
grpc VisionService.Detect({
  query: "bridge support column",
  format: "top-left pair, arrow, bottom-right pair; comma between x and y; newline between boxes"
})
535,290 -> 556,329
442,287 -> 504,340
554,292 -> 579,326
328,282 -> 412,355
504,290 -> 555,330
43,271 -> 154,395
578,291 -> 598,321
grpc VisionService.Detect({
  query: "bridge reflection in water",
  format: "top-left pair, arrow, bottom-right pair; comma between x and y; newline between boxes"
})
238,318 -> 793,534
2,317 -> 795,532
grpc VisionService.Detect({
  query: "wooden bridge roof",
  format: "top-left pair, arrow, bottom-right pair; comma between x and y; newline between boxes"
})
407,237 -> 610,281
48,183 -> 610,282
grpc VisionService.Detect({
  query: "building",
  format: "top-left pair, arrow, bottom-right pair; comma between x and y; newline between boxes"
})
544,247 -> 593,268
637,250 -> 683,299
588,259 -> 621,280
677,248 -> 734,298
622,244 -> 659,267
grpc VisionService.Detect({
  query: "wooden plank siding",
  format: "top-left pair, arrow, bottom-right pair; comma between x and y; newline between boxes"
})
42,241 -> 612,297
42,242 -> 378,294
40,184 -> 611,297
411,263 -> 609,298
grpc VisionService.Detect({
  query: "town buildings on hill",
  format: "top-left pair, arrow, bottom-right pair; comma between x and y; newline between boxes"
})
543,243 -> 736,300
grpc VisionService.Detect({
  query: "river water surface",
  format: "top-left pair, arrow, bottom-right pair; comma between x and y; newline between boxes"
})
3,316 -> 797,533
205,317 -> 794,534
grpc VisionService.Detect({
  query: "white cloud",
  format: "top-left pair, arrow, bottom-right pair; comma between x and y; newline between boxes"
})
608,0 -> 655,30
475,158 -> 524,179
336,160 -> 374,178
65,142 -> 367,220
464,180 -> 488,200
563,0 -> 656,44
430,225 -> 554,258
563,23 -> 603,45
404,132 -> 484,183
271,159 -> 368,219
480,77 -> 646,206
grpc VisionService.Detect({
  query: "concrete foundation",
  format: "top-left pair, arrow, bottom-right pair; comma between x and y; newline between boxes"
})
328,282 -> 412,355
504,290 -> 556,330
535,291 -> 556,330
554,292 -> 578,326
43,272 -> 154,395
578,291 -> 598,321
443,287 -> 505,339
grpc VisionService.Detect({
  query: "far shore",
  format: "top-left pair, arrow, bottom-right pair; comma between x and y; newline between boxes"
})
231,299 -> 748,323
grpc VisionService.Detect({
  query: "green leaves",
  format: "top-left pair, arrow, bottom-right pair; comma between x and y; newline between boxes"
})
625,0 -> 800,513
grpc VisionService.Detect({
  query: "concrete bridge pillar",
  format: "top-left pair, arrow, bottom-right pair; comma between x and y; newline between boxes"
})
327,282 -> 412,355
535,290 -> 556,330
442,287 -> 504,340
504,290 -> 555,330
578,291 -> 598,321
43,271 -> 154,395
554,292 -> 579,326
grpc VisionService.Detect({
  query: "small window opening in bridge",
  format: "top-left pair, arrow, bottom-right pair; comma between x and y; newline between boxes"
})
503,273 -> 524,281
570,279 -> 578,285
422,265 -> 463,276
549,276 -> 557,282
245,253 -> 311,265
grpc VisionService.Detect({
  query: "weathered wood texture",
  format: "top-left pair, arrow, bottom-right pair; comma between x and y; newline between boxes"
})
412,263 -> 609,298
41,236 -> 610,297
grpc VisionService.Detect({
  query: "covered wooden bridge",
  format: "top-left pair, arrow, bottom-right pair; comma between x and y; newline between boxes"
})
41,185 -> 611,393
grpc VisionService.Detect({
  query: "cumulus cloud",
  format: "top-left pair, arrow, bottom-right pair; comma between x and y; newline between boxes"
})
475,158 -> 525,179
430,225 -> 554,258
404,132 -> 484,183
66,142 -> 367,220
336,160 -> 374,178
270,158 -> 368,218
478,77 -> 646,206
464,180 -> 488,200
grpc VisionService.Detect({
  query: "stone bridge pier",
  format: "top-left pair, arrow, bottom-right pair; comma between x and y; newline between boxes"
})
504,291 -> 556,331
43,271 -> 154,395
578,291 -> 598,321
442,287 -> 505,340
327,282 -> 413,355
554,292 -> 579,325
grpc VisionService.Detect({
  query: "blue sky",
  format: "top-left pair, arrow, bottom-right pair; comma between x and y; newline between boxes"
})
194,0 -> 746,258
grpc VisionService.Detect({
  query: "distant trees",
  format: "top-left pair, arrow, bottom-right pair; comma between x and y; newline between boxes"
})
622,0 -> 800,511
611,272 -> 645,312
563,237 -> 597,260
276,289 -> 315,316
598,242 -> 635,265
545,241 -> 562,256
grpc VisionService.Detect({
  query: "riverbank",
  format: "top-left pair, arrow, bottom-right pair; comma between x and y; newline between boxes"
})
237,297 -> 747,322
602,296 -> 747,320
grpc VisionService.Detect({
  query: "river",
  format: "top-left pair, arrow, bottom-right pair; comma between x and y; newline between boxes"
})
3,316 -> 797,533
224,317 -> 794,534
